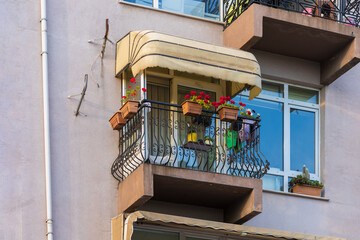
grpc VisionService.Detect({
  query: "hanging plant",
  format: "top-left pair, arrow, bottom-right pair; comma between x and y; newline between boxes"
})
181,91 -> 212,116
120,78 -> 146,119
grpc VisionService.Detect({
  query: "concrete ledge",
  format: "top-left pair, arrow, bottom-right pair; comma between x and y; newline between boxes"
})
223,4 -> 360,85
117,164 -> 263,224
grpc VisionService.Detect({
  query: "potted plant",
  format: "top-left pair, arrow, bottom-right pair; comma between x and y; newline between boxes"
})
187,126 -> 197,142
109,112 -> 127,130
203,136 -> 215,145
120,78 -> 146,119
289,165 -> 323,197
212,97 -> 239,122
182,91 -> 212,116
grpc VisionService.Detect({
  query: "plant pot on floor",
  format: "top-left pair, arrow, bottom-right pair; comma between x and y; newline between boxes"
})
182,101 -> 202,116
109,112 -> 127,130
292,184 -> 322,197
187,132 -> 197,142
120,100 -> 139,119
218,106 -> 239,122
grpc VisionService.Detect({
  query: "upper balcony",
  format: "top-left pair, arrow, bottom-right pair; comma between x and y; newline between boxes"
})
223,0 -> 360,85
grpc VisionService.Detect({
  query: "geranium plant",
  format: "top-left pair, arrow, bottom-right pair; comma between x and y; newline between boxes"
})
121,78 -> 147,104
238,102 -> 260,119
211,96 -> 239,110
184,91 -> 213,109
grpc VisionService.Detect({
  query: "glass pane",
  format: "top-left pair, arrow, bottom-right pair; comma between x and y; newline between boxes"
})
124,0 -> 153,7
290,108 -> 315,173
260,81 -> 284,97
159,0 -> 219,20
262,174 -> 284,191
132,228 -> 179,240
289,86 -> 318,104
233,96 -> 284,171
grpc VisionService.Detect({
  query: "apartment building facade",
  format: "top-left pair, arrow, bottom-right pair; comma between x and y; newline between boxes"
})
1,0 -> 360,240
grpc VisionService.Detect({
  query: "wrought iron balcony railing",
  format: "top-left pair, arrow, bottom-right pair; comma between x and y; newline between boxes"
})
111,100 -> 269,182
224,0 -> 360,27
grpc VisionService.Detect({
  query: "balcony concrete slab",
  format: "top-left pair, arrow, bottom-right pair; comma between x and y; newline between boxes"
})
223,4 -> 360,85
117,164 -> 263,224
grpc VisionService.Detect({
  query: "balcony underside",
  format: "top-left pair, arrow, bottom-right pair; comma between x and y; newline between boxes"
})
223,4 -> 360,85
118,164 -> 263,224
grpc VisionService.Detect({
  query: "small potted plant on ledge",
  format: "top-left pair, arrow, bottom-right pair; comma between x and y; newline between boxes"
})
120,78 -> 146,119
289,165 -> 323,197
182,91 -> 212,116
187,126 -> 197,142
109,112 -> 127,130
212,97 -> 239,122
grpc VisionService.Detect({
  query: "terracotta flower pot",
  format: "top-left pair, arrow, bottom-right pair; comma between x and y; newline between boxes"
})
292,184 -> 322,197
217,106 -> 239,122
182,101 -> 202,116
120,100 -> 139,119
109,112 -> 127,130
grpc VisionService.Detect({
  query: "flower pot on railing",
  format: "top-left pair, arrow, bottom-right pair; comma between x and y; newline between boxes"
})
182,101 -> 202,116
187,132 -> 197,142
109,112 -> 127,130
120,100 -> 139,119
217,106 -> 239,122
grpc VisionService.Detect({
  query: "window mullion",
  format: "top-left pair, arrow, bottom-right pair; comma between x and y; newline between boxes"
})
153,0 -> 159,8
283,84 -> 290,192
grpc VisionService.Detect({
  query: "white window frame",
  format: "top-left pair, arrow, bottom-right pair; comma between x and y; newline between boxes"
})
241,79 -> 320,192
121,0 -> 224,21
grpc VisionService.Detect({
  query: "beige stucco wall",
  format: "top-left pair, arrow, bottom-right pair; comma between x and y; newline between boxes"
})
1,1 -> 360,240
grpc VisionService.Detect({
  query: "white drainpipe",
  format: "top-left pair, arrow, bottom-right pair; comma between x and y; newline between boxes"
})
40,0 -> 54,239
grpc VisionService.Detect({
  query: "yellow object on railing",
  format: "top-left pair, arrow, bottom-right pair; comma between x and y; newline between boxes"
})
187,133 -> 197,142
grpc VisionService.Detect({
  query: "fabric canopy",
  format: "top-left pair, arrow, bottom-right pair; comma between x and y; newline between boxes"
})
116,30 -> 262,100
111,211 -> 346,240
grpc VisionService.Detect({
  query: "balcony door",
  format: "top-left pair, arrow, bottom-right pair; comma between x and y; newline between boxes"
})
170,77 -> 224,171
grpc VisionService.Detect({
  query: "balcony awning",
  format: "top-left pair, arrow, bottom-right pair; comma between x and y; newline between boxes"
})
112,211 -> 346,240
116,30 -> 262,100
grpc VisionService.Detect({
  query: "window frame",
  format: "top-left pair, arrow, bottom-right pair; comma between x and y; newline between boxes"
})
240,79 -> 320,192
120,0 -> 224,21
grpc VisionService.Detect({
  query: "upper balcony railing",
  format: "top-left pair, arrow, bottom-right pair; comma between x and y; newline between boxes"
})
224,0 -> 360,27
111,100 -> 269,182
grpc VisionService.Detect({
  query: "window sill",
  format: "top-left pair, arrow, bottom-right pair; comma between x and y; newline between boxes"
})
119,1 -> 225,26
263,189 -> 330,201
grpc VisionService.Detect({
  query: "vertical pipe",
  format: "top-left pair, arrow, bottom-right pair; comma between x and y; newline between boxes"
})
40,0 -> 54,239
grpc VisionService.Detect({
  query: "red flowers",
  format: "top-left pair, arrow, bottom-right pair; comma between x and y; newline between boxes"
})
230,100 -> 235,104
247,111 -> 251,115
197,95 -> 202,100
128,85 -> 132,88
239,102 -> 246,107
205,95 -> 211,100
200,92 -> 205,96
191,91 -> 196,96
185,95 -> 190,99
142,88 -> 147,92
130,78 -> 136,83
122,96 -> 127,99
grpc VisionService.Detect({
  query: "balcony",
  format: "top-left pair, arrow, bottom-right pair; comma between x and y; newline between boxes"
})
223,0 -> 360,85
111,100 -> 269,223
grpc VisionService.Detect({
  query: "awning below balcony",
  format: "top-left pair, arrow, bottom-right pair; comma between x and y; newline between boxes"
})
116,30 -> 262,100
112,211 -> 345,240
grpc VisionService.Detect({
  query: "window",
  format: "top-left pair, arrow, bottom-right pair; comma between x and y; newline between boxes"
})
233,80 -> 320,192
123,0 -> 221,21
